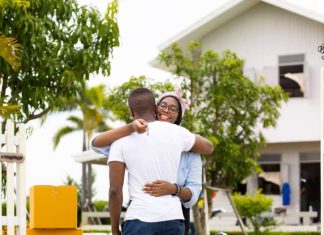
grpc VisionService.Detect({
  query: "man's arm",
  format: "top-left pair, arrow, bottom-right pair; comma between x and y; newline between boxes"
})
93,119 -> 148,148
109,161 -> 126,235
142,153 -> 202,205
190,134 -> 214,155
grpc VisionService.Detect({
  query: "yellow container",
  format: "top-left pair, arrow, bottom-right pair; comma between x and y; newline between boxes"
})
30,185 -> 77,229
27,228 -> 82,235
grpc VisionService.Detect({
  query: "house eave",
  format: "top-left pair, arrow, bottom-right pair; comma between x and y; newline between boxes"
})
150,0 -> 324,71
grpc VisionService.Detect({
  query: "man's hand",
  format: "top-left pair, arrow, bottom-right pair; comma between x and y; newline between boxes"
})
131,119 -> 148,134
143,180 -> 175,196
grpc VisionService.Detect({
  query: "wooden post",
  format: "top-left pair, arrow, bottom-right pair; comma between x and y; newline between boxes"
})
202,169 -> 209,235
6,121 -> 15,235
226,191 -> 248,235
17,124 -> 27,235
206,186 -> 248,235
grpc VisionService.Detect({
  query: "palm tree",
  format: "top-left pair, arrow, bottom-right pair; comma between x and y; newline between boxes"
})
52,84 -> 110,208
0,0 -> 30,121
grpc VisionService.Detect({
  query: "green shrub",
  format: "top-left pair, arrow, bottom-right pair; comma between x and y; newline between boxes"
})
232,190 -> 275,235
93,200 -> 108,212
93,200 -> 109,224
83,230 -> 110,233
1,202 -> 17,216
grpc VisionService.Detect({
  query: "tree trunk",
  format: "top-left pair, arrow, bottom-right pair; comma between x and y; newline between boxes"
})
81,162 -> 87,209
81,130 -> 87,209
87,163 -> 92,203
192,166 -> 212,235
192,203 -> 206,235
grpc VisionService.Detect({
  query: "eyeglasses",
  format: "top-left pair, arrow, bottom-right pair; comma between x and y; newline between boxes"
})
158,102 -> 179,113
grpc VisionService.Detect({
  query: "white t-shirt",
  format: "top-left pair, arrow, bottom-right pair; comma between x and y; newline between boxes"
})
108,121 -> 195,222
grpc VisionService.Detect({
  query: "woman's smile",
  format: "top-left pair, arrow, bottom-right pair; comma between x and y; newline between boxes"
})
158,113 -> 173,122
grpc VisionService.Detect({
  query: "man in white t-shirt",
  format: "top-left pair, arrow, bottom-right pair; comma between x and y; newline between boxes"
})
107,88 -> 213,235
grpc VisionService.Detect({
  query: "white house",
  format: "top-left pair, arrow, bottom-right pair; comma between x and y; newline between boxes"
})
151,0 -> 323,225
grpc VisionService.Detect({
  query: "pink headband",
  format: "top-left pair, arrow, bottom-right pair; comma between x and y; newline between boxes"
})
156,88 -> 190,118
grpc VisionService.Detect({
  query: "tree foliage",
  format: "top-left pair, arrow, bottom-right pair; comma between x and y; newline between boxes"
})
0,0 -> 119,123
53,84 -> 109,204
159,42 -> 288,188
0,33 -> 21,71
0,0 -> 30,8
159,41 -> 287,234
52,84 -> 109,151
0,1 -> 29,119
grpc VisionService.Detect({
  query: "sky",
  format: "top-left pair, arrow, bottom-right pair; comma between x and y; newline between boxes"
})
25,0 -> 324,201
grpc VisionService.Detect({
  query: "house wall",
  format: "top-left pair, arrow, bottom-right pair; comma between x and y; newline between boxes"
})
197,3 -> 323,223
211,142 -> 319,225
200,2 -> 324,143
258,141 -> 320,224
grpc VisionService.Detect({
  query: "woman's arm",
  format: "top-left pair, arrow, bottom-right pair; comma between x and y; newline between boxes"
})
92,119 -> 148,148
180,152 -> 202,208
190,134 -> 214,155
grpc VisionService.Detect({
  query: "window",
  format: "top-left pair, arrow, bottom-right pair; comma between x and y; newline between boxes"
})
279,54 -> 305,97
257,154 -> 281,195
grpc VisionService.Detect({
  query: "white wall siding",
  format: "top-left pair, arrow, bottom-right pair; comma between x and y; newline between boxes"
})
202,2 -> 324,73
201,2 -> 324,143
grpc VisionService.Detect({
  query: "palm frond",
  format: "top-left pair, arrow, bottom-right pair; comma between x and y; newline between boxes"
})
53,84 -> 110,150
0,0 -> 30,8
67,115 -> 83,129
0,34 -> 22,71
52,126 -> 78,150
85,85 -> 107,108
96,122 -> 110,132
0,100 -> 19,118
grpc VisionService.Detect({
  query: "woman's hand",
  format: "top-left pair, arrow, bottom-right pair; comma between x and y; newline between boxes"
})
131,119 -> 148,134
143,180 -> 176,197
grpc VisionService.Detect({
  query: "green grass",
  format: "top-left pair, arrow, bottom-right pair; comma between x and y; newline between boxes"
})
211,232 -> 320,235
83,230 -> 110,233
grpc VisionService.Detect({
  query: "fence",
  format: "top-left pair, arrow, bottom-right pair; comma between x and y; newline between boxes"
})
0,120 -> 26,235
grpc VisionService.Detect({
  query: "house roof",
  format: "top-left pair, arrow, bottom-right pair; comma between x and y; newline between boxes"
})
150,0 -> 324,68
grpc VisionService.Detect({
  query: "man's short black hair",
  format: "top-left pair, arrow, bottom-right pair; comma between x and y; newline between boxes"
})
128,88 -> 156,115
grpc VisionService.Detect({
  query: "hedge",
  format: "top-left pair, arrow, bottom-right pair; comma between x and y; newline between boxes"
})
210,232 -> 320,235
